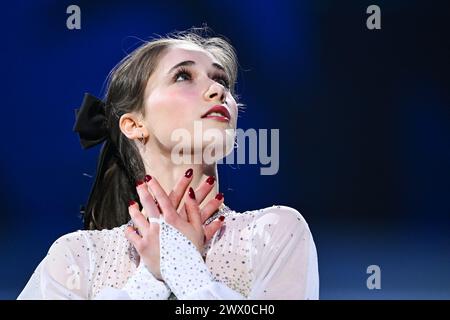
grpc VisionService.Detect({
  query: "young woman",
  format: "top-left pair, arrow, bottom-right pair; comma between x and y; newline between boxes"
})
18,29 -> 319,300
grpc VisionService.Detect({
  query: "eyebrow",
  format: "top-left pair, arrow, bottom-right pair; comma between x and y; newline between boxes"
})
168,60 -> 226,75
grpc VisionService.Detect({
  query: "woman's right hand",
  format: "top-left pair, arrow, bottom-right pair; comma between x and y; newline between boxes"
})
124,169 -> 225,281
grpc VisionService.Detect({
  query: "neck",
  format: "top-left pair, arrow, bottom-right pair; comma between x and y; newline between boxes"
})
139,142 -> 220,209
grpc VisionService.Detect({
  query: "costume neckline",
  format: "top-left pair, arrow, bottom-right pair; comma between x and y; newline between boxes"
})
204,203 -> 234,225
125,203 -> 234,227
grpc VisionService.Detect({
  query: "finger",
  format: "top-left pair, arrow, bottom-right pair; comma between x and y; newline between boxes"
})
146,175 -> 180,226
200,192 -> 224,224
194,175 -> 216,206
129,201 -> 150,235
154,199 -> 162,214
185,187 -> 201,227
178,175 -> 216,221
168,168 -> 193,210
125,226 -> 143,251
136,177 -> 160,219
203,216 -> 225,242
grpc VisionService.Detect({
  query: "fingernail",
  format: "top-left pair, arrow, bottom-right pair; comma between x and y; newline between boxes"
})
219,215 -> 225,222
188,187 -> 196,199
144,175 -> 152,182
215,193 -> 224,201
128,200 -> 136,206
203,235 -> 207,243
206,176 -> 215,185
136,180 -> 144,186
185,168 -> 193,178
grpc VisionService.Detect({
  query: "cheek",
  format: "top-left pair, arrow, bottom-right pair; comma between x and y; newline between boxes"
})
144,88 -> 199,142
152,87 -> 197,115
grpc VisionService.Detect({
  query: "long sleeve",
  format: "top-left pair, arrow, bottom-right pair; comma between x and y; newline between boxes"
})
247,206 -> 319,299
159,219 -> 246,300
91,223 -> 172,300
94,261 -> 171,300
18,229 -> 172,300
17,233 -> 91,300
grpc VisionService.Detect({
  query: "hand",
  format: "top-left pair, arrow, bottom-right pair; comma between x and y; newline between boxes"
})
124,170 -> 225,280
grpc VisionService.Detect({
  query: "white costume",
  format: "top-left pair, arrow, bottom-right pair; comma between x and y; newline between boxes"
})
18,205 -> 319,300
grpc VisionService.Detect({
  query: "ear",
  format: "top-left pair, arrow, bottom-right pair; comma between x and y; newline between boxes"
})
119,113 -> 148,140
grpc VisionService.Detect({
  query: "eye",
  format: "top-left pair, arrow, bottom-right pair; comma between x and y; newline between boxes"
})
214,74 -> 230,89
173,68 -> 192,83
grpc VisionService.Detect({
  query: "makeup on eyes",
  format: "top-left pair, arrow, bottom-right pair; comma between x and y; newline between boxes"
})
171,65 -> 230,89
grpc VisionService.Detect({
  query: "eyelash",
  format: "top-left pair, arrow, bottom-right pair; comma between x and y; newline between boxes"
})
173,67 -> 230,89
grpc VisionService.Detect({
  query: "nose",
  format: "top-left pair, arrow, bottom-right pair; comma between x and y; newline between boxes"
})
204,81 -> 226,104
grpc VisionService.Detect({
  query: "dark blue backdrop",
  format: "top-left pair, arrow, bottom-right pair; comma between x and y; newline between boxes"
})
1,0 -> 449,299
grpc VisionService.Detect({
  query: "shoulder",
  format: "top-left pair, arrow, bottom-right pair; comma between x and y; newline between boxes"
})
47,230 -> 87,256
232,205 -> 311,231
257,205 -> 310,226
222,205 -> 314,243
47,224 -> 129,258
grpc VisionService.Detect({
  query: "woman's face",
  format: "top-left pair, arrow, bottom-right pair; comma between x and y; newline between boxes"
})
142,43 -> 238,162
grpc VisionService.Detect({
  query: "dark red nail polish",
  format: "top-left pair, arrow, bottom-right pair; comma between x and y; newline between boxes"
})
144,175 -> 152,182
136,180 -> 144,186
215,193 -> 224,201
206,176 -> 215,185
203,235 -> 207,243
219,215 -> 225,222
128,200 -> 136,206
188,187 -> 196,200
155,199 -> 163,212
185,168 -> 193,178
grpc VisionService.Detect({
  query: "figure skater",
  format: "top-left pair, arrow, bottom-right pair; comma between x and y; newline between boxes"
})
18,28 -> 319,300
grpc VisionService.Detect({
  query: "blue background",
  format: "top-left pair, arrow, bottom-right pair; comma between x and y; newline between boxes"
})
1,0 -> 449,299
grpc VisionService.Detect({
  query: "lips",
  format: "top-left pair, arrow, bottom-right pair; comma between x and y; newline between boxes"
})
201,105 -> 231,122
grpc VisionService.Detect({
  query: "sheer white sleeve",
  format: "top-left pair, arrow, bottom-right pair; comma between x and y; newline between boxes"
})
17,232 -> 91,300
17,230 -> 172,300
159,219 -> 246,300
247,206 -> 319,299
94,260 -> 171,300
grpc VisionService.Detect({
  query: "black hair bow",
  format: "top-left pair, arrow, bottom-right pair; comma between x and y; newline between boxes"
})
73,93 -> 109,149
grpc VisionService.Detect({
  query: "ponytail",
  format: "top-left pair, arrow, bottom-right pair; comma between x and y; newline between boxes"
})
74,93 -> 143,230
